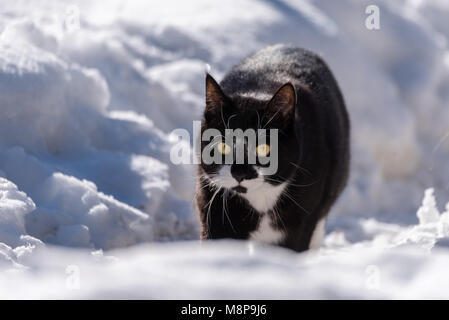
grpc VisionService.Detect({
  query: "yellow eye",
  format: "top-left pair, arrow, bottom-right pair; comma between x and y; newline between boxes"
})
217,142 -> 231,155
256,144 -> 270,157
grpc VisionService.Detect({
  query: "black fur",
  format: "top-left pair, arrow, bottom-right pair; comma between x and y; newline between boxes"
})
195,44 -> 350,252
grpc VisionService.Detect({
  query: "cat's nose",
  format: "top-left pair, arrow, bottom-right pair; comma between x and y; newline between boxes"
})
231,165 -> 257,183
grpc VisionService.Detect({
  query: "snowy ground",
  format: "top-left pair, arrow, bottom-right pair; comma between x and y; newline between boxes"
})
1,0 -> 449,299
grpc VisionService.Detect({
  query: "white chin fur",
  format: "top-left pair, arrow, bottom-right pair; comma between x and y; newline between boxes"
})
213,165 -> 287,213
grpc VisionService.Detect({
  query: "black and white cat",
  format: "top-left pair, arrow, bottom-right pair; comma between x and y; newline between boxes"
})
195,44 -> 350,252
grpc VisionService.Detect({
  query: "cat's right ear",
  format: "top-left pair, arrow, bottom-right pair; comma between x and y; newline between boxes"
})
205,74 -> 227,120
265,82 -> 296,129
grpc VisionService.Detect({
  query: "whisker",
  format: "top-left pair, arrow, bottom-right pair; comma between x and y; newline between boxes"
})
222,189 -> 226,225
256,110 -> 261,129
227,114 -> 237,128
289,162 -> 312,176
242,205 -> 256,221
272,203 -> 286,233
262,176 -> 316,188
206,185 -> 223,233
262,109 -> 281,129
199,177 -> 222,190
223,189 -> 236,234
282,190 -> 310,215
220,106 -> 228,129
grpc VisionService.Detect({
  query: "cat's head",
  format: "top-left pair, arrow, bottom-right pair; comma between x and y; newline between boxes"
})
199,74 -> 300,203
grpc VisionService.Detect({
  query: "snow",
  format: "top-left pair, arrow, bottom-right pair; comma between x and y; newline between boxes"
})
0,178 -> 38,248
417,188 -> 440,225
1,0 -> 449,298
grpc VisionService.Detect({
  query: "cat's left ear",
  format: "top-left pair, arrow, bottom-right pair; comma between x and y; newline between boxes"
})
265,83 -> 296,128
205,74 -> 227,115
204,74 -> 229,123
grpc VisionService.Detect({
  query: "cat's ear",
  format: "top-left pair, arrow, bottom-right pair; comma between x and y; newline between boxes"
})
205,74 -> 227,119
265,83 -> 296,128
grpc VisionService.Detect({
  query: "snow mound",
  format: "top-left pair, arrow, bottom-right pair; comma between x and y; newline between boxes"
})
0,177 -> 38,248
417,188 -> 441,225
26,172 -> 154,249
0,5 -> 199,250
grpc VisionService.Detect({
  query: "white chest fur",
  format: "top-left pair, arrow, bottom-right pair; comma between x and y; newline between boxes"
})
249,213 -> 284,244
240,179 -> 287,213
214,166 -> 287,244
242,180 -> 287,244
